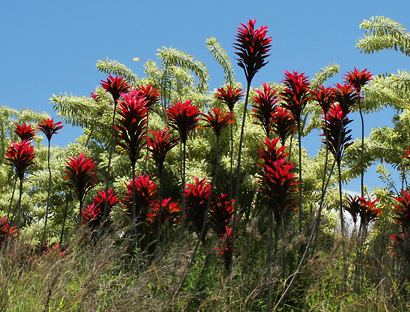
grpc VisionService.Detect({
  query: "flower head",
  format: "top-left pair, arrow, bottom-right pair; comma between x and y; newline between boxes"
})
252,82 -> 280,136
392,190 -> 410,228
270,106 -> 296,146
210,193 -> 234,237
311,85 -> 335,115
137,84 -> 160,109
344,67 -> 372,95
331,83 -> 359,113
257,137 -> 289,166
0,216 -> 18,244
215,86 -> 243,112
38,118 -> 63,142
15,123 -> 36,141
147,198 -> 181,233
166,100 -> 200,144
215,226 -> 236,271
5,140 -> 36,180
81,189 -> 118,228
202,108 -> 234,138
101,75 -> 131,103
234,19 -> 272,83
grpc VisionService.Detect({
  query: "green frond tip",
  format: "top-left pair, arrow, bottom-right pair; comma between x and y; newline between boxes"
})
157,47 -> 209,92
206,37 -> 235,86
96,58 -> 139,84
356,16 -> 410,56
311,63 -> 340,89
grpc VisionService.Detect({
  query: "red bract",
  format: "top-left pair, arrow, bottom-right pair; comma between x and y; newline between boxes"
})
166,100 -> 200,144
322,103 -> 353,165
344,67 -> 372,95
202,108 -> 234,138
312,85 -> 335,115
137,84 -> 160,109
252,82 -> 280,137
146,127 -> 178,176
234,19 -> 272,84
5,140 -> 36,180
258,158 -> 299,225
270,106 -> 296,146
101,75 -> 131,103
403,146 -> 410,167
215,226 -> 236,271
215,86 -> 243,112
280,70 -> 311,125
81,189 -> 118,228
0,216 -> 18,244
185,177 -> 211,243
15,123 -> 36,141
64,153 -> 97,208
331,83 -> 359,113
147,198 -> 181,232
115,89 -> 150,166
392,190 -> 410,228
359,196 -> 381,225
344,195 -> 362,224
122,175 -> 157,224
38,118 -> 63,141
210,193 -> 234,237
257,137 -> 289,166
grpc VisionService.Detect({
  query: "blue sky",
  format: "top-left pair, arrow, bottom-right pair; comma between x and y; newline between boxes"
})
1,0 -> 410,190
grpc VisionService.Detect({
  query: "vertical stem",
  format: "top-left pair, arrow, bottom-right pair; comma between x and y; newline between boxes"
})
297,125 -> 303,234
229,123 -> 234,202
266,210 -> 275,311
338,163 -> 345,238
59,195 -> 69,245
177,142 -> 187,247
17,178 -> 23,235
359,102 -> 365,197
40,141 -> 52,250
7,175 -> 17,219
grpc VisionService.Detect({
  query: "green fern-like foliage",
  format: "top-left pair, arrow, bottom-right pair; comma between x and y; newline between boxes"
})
206,37 -> 235,86
96,58 -> 140,85
357,16 -> 410,56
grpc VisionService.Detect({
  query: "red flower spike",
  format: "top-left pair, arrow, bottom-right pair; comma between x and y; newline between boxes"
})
210,193 -> 235,237
81,189 -> 118,228
322,103 -> 353,165
257,137 -> 289,166
15,123 -> 36,141
344,67 -> 372,96
201,108 -> 234,138
185,177 -> 212,242
215,86 -> 244,112
344,195 -> 362,224
270,106 -> 296,146
114,89 -> 150,166
331,83 -> 360,114
0,216 -> 18,244
392,190 -> 410,228
147,198 -> 181,233
122,175 -> 157,224
403,146 -> 410,167
101,75 -> 131,103
252,82 -> 280,137
312,85 -> 335,115
146,127 -> 178,176
359,196 -> 381,224
137,84 -> 160,109
5,140 -> 36,180
215,226 -> 237,271
166,100 -> 201,144
64,153 -> 97,205
281,71 -> 312,125
234,19 -> 272,84
38,118 -> 63,142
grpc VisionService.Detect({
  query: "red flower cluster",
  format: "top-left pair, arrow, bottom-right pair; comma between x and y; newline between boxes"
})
5,140 -> 36,180
252,82 -> 280,137
0,216 -> 18,244
137,84 -> 160,109
166,100 -> 200,144
15,123 -> 36,141
147,198 -> 181,233
215,226 -> 236,271
270,106 -> 296,146
215,86 -> 243,112
101,75 -> 131,103
38,118 -> 63,141
202,108 -> 234,138
82,189 -> 118,228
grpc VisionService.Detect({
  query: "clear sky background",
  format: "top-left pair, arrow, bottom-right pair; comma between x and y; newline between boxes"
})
1,0 -> 410,191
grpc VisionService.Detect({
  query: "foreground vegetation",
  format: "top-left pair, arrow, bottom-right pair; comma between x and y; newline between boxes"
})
2,16 -> 410,311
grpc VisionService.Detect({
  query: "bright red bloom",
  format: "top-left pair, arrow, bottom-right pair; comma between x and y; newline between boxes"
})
270,106 -> 296,146
0,216 -> 18,244
81,189 -> 118,228
15,123 -> 36,141
252,82 -> 280,136
403,146 -> 410,167
331,83 -> 359,114
185,177 -> 211,243
115,89 -> 150,166
101,75 -> 131,103
210,193 -> 234,237
122,175 -> 157,224
147,198 -> 181,232
359,196 -> 381,225
215,86 -> 243,112
344,195 -> 362,224
38,118 -> 63,141
234,19 -> 272,83
322,103 -> 353,165
5,140 -> 36,180
312,85 -> 335,115
392,190 -> 410,228
166,100 -> 200,144
146,127 -> 178,176
215,226 -> 236,271
281,71 -> 311,125
64,153 -> 97,206
137,84 -> 160,109
257,137 -> 289,166
344,67 -> 372,96
202,108 -> 234,138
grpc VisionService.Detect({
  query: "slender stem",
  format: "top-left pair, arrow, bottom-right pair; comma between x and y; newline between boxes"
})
228,123 -> 234,202
297,125 -> 303,234
177,142 -> 187,247
17,178 -> 23,234
359,101 -> 365,197
59,195 -> 69,245
266,210 -> 275,311
40,141 -> 52,250
7,175 -> 17,219
338,163 -> 345,238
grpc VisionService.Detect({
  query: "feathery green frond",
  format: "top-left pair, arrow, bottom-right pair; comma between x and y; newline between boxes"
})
96,58 -> 139,85
357,16 -> 410,56
310,63 -> 341,89
206,37 -> 235,85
